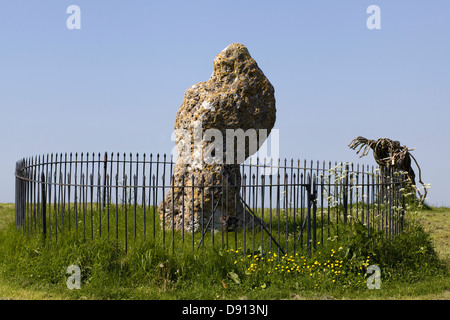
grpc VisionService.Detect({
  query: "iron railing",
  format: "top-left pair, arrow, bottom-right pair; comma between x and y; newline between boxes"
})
14,152 -> 407,256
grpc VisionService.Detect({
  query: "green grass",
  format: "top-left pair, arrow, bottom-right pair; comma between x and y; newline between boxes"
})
0,203 -> 448,300
11,201 -> 404,257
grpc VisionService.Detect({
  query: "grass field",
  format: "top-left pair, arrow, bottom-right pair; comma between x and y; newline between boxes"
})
0,203 -> 449,300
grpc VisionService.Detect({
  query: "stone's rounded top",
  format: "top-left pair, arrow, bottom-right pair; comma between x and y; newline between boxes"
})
212,43 -> 258,82
175,42 -> 276,148
217,43 -> 250,59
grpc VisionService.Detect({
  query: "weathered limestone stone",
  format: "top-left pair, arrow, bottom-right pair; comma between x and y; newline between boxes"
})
158,43 -> 276,232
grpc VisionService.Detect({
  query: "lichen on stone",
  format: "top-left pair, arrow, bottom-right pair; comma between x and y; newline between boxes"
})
159,43 -> 276,232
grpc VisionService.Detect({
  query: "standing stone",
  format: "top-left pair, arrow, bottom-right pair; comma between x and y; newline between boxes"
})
158,43 -> 276,232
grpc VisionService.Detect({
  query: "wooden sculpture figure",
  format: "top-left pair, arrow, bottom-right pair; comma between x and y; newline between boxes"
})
348,136 -> 427,204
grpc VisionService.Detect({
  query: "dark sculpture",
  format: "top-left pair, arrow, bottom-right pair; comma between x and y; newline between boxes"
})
349,136 -> 427,204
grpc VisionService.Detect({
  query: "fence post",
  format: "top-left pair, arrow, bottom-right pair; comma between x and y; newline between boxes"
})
312,174 -> 317,251
15,161 -> 22,228
41,172 -> 47,238
343,164 -> 349,224
19,160 -> 26,232
306,174 -> 312,257
103,152 -> 107,209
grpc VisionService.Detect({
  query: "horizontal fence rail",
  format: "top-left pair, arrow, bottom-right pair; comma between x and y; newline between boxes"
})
15,152 -> 407,256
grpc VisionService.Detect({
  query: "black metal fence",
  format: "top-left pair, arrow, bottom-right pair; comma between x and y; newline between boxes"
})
15,152 -> 407,256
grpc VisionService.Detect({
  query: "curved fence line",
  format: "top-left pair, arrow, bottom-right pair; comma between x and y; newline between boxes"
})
14,152 -> 407,256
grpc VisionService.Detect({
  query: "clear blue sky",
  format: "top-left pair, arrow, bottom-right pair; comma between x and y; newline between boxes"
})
1,0 -> 449,206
